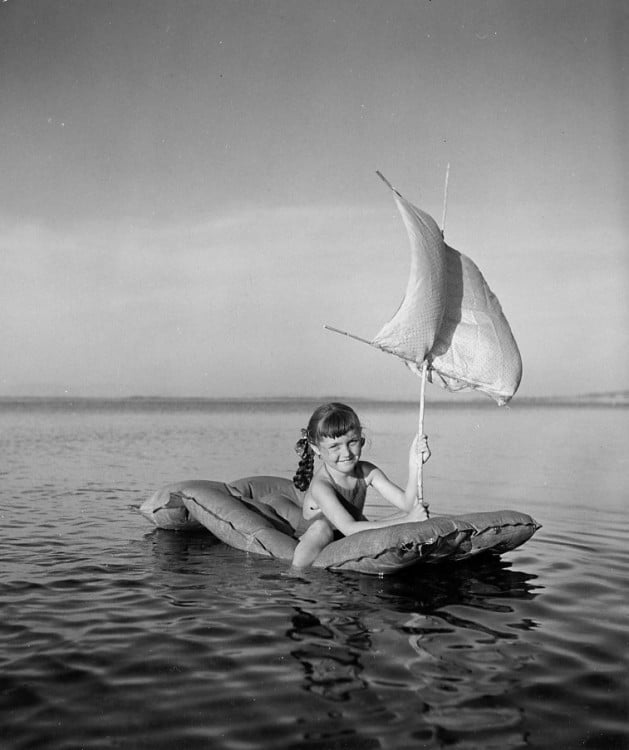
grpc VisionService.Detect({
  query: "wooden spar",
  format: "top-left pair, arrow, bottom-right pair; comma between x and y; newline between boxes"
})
322,325 -> 374,349
375,170 -> 395,192
323,325 -> 418,366
417,360 -> 429,518
414,163 -> 450,517
441,162 -> 451,238
416,164 -> 452,515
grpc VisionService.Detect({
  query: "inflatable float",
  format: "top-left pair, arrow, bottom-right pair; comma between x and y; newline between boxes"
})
140,475 -> 540,575
138,177 -> 541,575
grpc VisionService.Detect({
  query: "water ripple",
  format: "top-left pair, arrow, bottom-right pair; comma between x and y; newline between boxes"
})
1,404 -> 628,749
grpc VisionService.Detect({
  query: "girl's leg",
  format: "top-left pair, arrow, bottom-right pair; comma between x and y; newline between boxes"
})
292,519 -> 335,568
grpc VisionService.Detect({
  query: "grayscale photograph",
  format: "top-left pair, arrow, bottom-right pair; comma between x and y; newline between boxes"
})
1,2 -> 626,749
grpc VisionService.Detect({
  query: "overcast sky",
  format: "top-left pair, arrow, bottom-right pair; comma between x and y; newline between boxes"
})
1,0 -> 626,400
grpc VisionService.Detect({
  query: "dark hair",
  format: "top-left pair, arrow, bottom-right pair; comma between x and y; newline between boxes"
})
292,403 -> 362,491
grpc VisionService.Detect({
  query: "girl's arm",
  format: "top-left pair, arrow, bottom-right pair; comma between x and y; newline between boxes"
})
364,435 -> 430,513
309,471 -> 426,538
302,493 -> 321,520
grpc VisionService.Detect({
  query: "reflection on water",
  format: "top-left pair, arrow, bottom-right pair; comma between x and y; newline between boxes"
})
394,569 -> 537,747
289,608 -> 371,702
280,557 -> 541,748
148,527 -> 222,573
142,525 -> 544,748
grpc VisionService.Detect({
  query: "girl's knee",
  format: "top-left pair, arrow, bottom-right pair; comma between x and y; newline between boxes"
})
308,519 -> 334,545
292,520 -> 334,568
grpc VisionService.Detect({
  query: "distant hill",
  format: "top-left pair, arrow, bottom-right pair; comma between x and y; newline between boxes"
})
514,391 -> 629,407
0,391 -> 627,409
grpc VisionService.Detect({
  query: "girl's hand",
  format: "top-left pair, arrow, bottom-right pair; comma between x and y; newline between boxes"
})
406,503 -> 429,522
409,434 -> 431,466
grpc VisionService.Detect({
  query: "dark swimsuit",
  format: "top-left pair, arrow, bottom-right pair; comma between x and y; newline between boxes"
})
295,466 -> 368,539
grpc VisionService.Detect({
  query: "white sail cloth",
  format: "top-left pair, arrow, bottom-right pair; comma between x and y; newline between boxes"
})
371,185 -> 447,363
372,178 -> 522,405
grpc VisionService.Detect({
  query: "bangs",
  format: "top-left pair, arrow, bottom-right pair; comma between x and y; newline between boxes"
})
310,403 -> 362,443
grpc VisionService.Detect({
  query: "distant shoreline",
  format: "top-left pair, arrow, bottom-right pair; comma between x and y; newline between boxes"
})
0,393 -> 627,409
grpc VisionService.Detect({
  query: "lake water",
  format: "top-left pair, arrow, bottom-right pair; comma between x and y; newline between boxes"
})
1,398 -> 627,750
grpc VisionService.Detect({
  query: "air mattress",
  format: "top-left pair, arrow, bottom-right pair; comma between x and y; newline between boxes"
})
140,475 -> 540,575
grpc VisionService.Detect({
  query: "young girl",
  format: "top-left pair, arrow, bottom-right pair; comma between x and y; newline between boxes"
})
291,402 -> 430,568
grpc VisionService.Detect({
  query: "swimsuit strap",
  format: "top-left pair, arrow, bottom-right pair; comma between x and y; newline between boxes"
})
323,464 -> 368,506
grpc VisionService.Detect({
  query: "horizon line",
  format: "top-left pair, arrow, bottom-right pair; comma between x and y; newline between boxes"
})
0,392 -> 627,406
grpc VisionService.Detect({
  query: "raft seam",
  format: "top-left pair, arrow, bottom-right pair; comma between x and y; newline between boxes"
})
470,521 -> 540,534
181,493 -> 276,556
325,528 -> 470,570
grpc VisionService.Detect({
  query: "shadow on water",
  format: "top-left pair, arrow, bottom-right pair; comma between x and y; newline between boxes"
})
144,528 -> 224,573
357,555 -> 539,612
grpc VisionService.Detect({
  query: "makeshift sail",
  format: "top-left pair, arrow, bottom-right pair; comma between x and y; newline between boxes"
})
372,173 -> 522,406
324,171 -> 523,514
370,172 -> 447,364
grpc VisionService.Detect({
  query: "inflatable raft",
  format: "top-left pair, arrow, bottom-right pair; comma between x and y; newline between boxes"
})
140,475 -> 540,575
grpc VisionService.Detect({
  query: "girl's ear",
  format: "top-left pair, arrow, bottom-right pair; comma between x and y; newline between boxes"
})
310,442 -> 320,457
360,436 -> 365,446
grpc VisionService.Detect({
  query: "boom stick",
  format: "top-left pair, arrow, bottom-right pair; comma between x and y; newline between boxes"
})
323,325 -> 417,365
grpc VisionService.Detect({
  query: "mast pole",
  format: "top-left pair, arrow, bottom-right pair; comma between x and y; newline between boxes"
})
417,163 -> 449,518
441,162 -> 451,237
417,360 -> 429,518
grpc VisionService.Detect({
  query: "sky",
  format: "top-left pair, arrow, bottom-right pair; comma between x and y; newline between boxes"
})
1,0 -> 627,401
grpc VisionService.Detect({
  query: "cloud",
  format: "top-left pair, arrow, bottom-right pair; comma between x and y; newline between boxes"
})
0,204 -> 402,395
1,188 -> 626,398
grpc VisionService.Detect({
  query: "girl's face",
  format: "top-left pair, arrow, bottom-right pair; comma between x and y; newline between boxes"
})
312,428 -> 364,475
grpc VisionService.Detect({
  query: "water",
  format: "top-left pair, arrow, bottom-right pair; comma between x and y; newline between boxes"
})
1,399 -> 627,750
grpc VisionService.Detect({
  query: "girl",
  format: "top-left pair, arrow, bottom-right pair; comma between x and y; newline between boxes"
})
292,402 -> 430,568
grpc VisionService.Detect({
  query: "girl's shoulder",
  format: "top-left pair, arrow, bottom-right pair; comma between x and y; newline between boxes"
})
357,460 -> 380,485
309,466 -> 334,491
